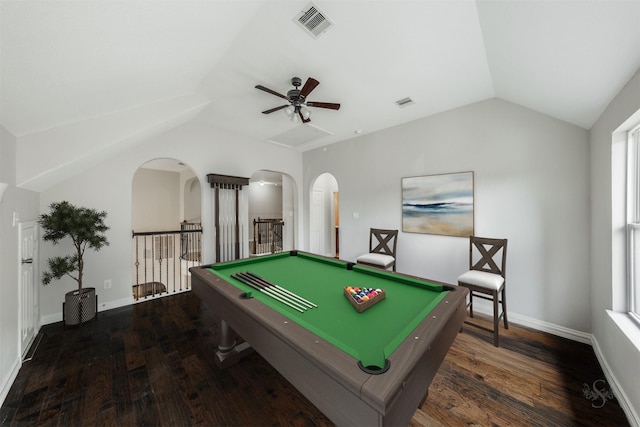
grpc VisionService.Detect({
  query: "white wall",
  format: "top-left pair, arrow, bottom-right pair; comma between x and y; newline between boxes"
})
132,168 -> 181,231
304,98 -> 591,333
0,126 -> 39,405
38,121 -> 304,324
590,68 -> 640,425
248,183 -> 283,220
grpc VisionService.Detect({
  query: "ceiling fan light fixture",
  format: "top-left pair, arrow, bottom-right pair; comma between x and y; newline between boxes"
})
256,76 -> 340,124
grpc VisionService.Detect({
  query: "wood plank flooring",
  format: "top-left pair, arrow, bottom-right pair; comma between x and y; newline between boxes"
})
1,291 -> 630,426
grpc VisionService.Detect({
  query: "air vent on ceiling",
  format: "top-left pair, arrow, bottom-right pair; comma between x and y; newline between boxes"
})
395,97 -> 415,108
294,2 -> 334,38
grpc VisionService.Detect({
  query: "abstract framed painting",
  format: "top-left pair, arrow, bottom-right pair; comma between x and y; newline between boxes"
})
402,172 -> 474,237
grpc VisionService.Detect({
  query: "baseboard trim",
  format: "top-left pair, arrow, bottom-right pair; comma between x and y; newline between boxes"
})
0,356 -> 21,409
470,304 -> 592,344
40,290 -> 192,326
592,336 -> 640,427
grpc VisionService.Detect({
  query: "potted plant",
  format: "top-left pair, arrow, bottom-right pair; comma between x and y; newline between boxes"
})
39,201 -> 109,325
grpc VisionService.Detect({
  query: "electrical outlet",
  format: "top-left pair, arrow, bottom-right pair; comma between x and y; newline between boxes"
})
104,279 -> 112,289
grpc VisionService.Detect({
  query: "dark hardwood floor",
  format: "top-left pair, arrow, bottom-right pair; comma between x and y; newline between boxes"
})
1,291 -> 630,426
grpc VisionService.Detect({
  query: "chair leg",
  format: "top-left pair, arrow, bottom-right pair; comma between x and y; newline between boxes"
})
501,287 -> 508,329
468,291 -> 474,318
493,290 -> 499,347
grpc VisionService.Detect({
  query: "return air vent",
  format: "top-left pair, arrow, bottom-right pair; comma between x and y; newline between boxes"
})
294,2 -> 334,38
395,97 -> 415,108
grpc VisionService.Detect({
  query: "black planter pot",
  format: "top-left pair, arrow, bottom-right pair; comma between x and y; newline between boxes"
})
63,287 -> 97,326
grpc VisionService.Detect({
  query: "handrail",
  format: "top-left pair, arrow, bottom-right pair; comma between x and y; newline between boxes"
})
132,228 -> 203,237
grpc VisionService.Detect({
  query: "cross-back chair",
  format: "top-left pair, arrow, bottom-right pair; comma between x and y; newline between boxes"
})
356,228 -> 398,271
457,236 -> 508,347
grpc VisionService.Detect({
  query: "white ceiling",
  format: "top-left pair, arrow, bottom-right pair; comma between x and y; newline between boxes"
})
2,0 -> 640,155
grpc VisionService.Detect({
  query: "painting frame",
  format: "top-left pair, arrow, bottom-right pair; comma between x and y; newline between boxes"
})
401,171 -> 474,237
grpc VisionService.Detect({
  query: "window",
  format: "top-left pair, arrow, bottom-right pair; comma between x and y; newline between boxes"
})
627,124 -> 640,321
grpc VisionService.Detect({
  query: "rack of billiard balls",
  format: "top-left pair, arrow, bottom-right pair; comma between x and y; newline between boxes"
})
344,286 -> 386,312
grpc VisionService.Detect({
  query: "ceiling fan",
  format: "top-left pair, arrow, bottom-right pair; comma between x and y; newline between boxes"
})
255,77 -> 341,123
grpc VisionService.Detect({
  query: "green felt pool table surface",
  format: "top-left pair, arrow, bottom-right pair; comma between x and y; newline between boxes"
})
208,251 -> 448,369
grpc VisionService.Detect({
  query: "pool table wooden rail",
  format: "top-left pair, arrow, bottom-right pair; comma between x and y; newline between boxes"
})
190,254 -> 467,426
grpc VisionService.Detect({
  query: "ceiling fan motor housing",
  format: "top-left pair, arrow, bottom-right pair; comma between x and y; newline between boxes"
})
287,89 -> 301,100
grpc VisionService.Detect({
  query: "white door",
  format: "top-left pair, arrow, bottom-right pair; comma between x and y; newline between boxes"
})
310,190 -> 324,254
19,221 -> 38,358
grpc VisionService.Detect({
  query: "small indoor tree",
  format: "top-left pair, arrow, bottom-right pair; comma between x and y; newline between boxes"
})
39,201 -> 109,324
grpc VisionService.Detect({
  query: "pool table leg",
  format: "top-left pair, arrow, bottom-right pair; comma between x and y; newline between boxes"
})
216,319 -> 254,369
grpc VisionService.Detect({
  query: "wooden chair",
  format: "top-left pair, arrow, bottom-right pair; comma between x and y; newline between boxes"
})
457,236 -> 508,347
356,228 -> 398,271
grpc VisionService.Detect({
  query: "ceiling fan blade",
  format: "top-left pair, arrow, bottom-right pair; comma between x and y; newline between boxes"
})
298,109 -> 311,123
299,77 -> 320,98
306,101 -> 341,110
262,105 -> 289,114
255,85 -> 289,100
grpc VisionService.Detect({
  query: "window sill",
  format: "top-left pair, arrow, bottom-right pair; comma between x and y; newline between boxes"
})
607,310 -> 640,353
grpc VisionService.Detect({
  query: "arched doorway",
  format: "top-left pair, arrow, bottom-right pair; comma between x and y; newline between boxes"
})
310,173 -> 339,257
248,170 -> 296,255
131,158 -> 202,301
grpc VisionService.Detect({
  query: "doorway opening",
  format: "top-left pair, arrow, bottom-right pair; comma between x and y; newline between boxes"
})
248,170 -> 296,256
131,158 -> 202,301
310,173 -> 339,258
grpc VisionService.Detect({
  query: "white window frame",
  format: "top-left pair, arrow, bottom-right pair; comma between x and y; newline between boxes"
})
627,124 -> 640,323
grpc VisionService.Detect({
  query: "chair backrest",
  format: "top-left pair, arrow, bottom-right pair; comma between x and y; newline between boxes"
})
370,228 -> 398,257
469,236 -> 507,278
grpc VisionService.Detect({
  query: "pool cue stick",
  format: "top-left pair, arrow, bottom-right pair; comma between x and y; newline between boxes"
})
244,272 -> 317,308
234,273 -> 309,312
231,273 -> 307,313
245,272 -> 317,309
232,273 -> 306,313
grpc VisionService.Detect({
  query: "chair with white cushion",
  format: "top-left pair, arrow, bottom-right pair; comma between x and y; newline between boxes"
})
356,228 -> 398,271
457,236 -> 508,347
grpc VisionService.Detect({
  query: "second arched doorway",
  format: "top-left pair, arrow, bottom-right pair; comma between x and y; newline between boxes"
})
310,173 -> 339,258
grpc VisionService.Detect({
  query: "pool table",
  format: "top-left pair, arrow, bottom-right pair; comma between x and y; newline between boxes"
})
190,250 -> 467,426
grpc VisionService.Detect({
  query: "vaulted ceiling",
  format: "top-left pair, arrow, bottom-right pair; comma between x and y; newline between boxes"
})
2,1 -> 640,188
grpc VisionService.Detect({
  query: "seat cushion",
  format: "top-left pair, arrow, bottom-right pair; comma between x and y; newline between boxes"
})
356,253 -> 395,269
458,270 -> 504,291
